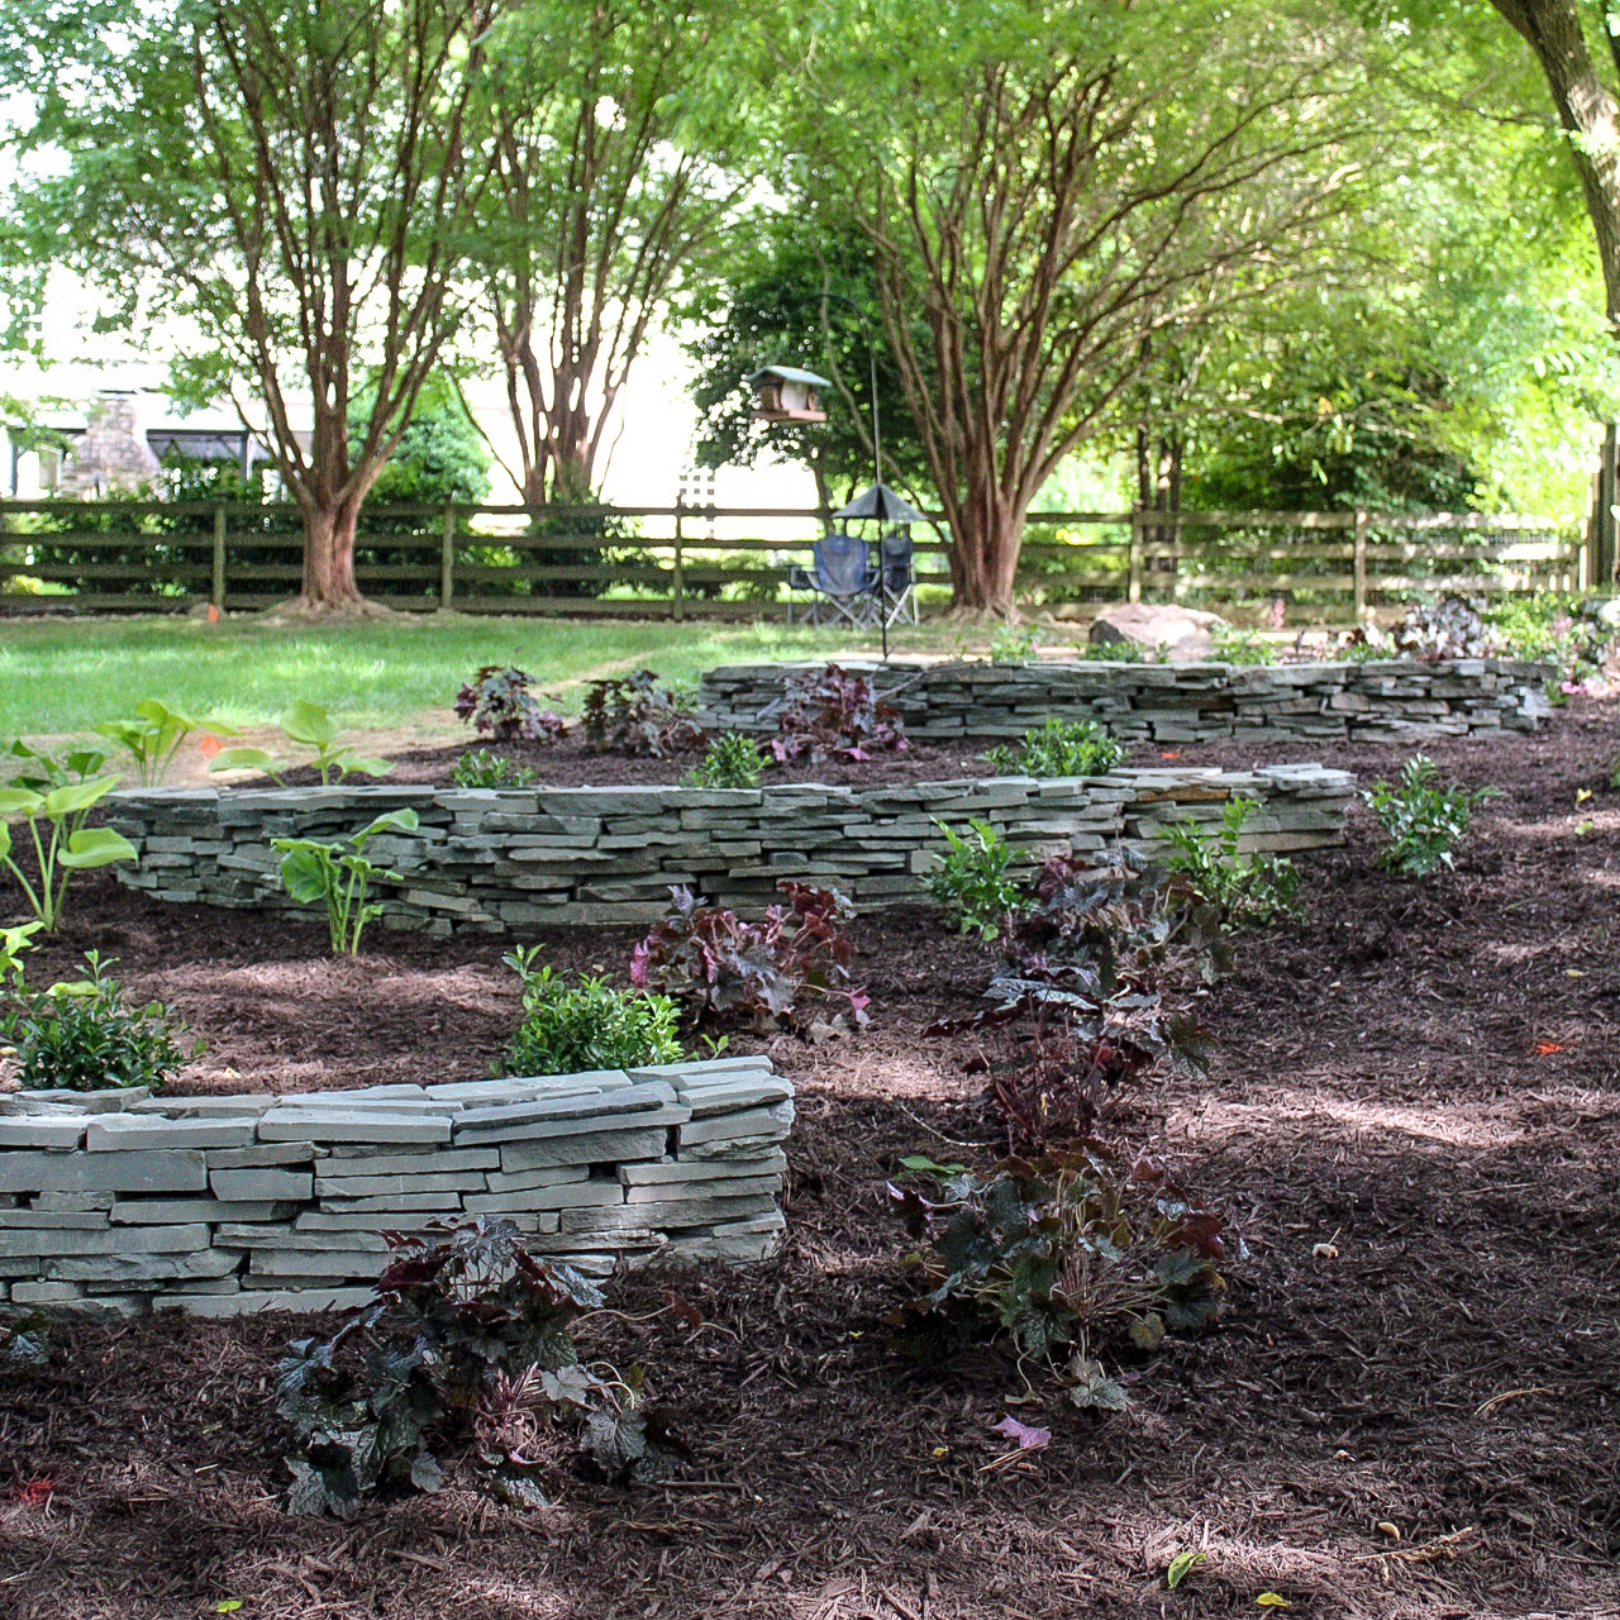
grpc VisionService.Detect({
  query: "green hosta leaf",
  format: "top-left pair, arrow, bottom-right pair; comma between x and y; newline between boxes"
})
353,808 -> 420,846
43,776 -> 122,819
59,827 -> 139,869
279,699 -> 338,748
340,756 -> 393,780
277,845 -> 334,905
1166,1550 -> 1206,1589
898,1154 -> 968,1176
0,786 -> 45,816
208,747 -> 280,777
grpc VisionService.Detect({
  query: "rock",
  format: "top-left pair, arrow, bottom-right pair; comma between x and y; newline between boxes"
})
1088,602 -> 1228,661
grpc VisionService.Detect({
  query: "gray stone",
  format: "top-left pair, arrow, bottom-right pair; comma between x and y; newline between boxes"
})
0,1117 -> 89,1149
0,1223 -> 210,1257
110,1199 -> 293,1225
86,1116 -> 258,1152
0,1209 -> 109,1229
313,1171 -> 478,1198
498,1126 -> 670,1172
0,1149 -> 208,1195
462,1180 -> 624,1215
206,1142 -> 321,1169
479,1165 -> 590,1195
257,1109 -> 453,1145
624,1176 -> 779,1204
619,1152 -> 785,1186
47,1247 -> 242,1283
250,1250 -> 389,1278
30,1191 -> 115,1211
209,1167 -> 314,1202
677,1101 -> 794,1147
324,1146 -> 499,1174
315,1192 -> 464,1212
560,1195 -> 777,1233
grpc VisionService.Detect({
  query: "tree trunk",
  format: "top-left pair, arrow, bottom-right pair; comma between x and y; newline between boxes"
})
1490,0 -> 1620,325
300,497 -> 364,608
947,487 -> 1025,614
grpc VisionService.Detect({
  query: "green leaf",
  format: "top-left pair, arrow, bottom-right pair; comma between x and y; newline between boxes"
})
1129,1312 -> 1166,1350
279,699 -> 338,748
216,1602 -> 244,1614
1166,1550 -> 1206,1590
898,1154 -> 968,1176
43,776 -> 122,819
278,845 -> 334,904
340,756 -> 394,780
207,747 -> 279,776
58,827 -> 139,868
353,807 -> 420,845
0,787 -> 45,816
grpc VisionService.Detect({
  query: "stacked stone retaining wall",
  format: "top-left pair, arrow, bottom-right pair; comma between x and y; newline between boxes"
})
110,767 -> 1354,934
0,1057 -> 789,1316
698,657 -> 1551,744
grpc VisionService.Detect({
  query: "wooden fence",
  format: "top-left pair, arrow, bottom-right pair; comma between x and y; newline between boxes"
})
0,499 -> 1587,619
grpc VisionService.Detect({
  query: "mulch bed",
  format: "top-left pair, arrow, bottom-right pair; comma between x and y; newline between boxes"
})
3,704 -> 1620,1617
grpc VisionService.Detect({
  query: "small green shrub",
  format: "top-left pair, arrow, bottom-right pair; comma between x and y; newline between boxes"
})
209,699 -> 392,785
888,1146 -> 1229,1409
0,743 -> 138,931
5,951 -> 199,1091
984,717 -> 1125,778
271,809 -> 421,955
95,699 -> 237,786
1210,624 -> 1275,665
989,623 -> 1038,663
1363,755 -> 1493,876
683,732 -> 766,790
452,749 -> 537,790
1163,797 -> 1300,935
926,819 -> 1029,941
278,1218 -> 684,1516
1082,638 -> 1145,663
499,949 -> 683,1075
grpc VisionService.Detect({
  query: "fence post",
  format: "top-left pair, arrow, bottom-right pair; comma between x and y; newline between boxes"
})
1353,507 -> 1368,621
1128,509 -> 1143,604
211,503 -> 227,610
672,497 -> 685,621
440,503 -> 456,610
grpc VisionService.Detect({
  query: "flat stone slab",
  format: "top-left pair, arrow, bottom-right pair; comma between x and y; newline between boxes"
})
257,1110 -> 453,1145
87,1116 -> 258,1152
0,1149 -> 209,1196
0,1117 -> 90,1149
210,1167 -> 314,1202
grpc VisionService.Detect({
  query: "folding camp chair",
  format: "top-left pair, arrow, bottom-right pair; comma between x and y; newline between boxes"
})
874,529 -> 917,626
786,530 -> 877,627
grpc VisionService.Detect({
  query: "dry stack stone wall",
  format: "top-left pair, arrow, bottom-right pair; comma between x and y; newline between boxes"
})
698,657 -> 1552,744
0,1057 -> 790,1316
109,767 -> 1354,933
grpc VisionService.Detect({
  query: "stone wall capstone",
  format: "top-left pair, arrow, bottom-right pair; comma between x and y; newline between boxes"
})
109,767 -> 1355,934
0,1057 -> 789,1316
697,657 -> 1552,744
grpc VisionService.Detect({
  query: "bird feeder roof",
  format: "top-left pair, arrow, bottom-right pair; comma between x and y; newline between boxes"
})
748,364 -> 833,389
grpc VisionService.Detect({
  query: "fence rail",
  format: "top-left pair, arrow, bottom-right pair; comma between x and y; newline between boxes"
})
0,499 -> 1587,618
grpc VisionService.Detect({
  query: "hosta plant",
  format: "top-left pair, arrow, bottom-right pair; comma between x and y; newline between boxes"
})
583,670 -> 705,758
771,664 -> 908,763
988,623 -> 1039,663
452,749 -> 537,790
984,717 -> 1124,778
454,667 -> 565,744
1363,755 -> 1494,876
5,951 -> 199,1091
95,699 -> 237,785
0,755 -> 138,932
498,950 -> 684,1075
925,819 -> 1028,941
683,732 -> 766,790
632,880 -> 867,1034
888,1145 -> 1231,1409
278,1219 -> 685,1516
208,700 -> 391,785
271,809 -> 421,955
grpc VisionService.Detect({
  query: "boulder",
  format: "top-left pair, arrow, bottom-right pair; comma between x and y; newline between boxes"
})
1088,602 -> 1229,661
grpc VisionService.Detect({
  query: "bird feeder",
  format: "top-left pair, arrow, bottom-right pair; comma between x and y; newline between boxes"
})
748,365 -> 831,425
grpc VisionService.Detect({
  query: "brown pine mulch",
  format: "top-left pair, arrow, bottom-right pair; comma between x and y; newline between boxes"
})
1,705 -> 1618,1617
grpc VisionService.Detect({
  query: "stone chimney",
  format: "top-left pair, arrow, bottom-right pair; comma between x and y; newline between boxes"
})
58,392 -> 161,497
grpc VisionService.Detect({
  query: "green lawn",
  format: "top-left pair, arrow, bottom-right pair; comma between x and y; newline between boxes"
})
0,613 -> 963,739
